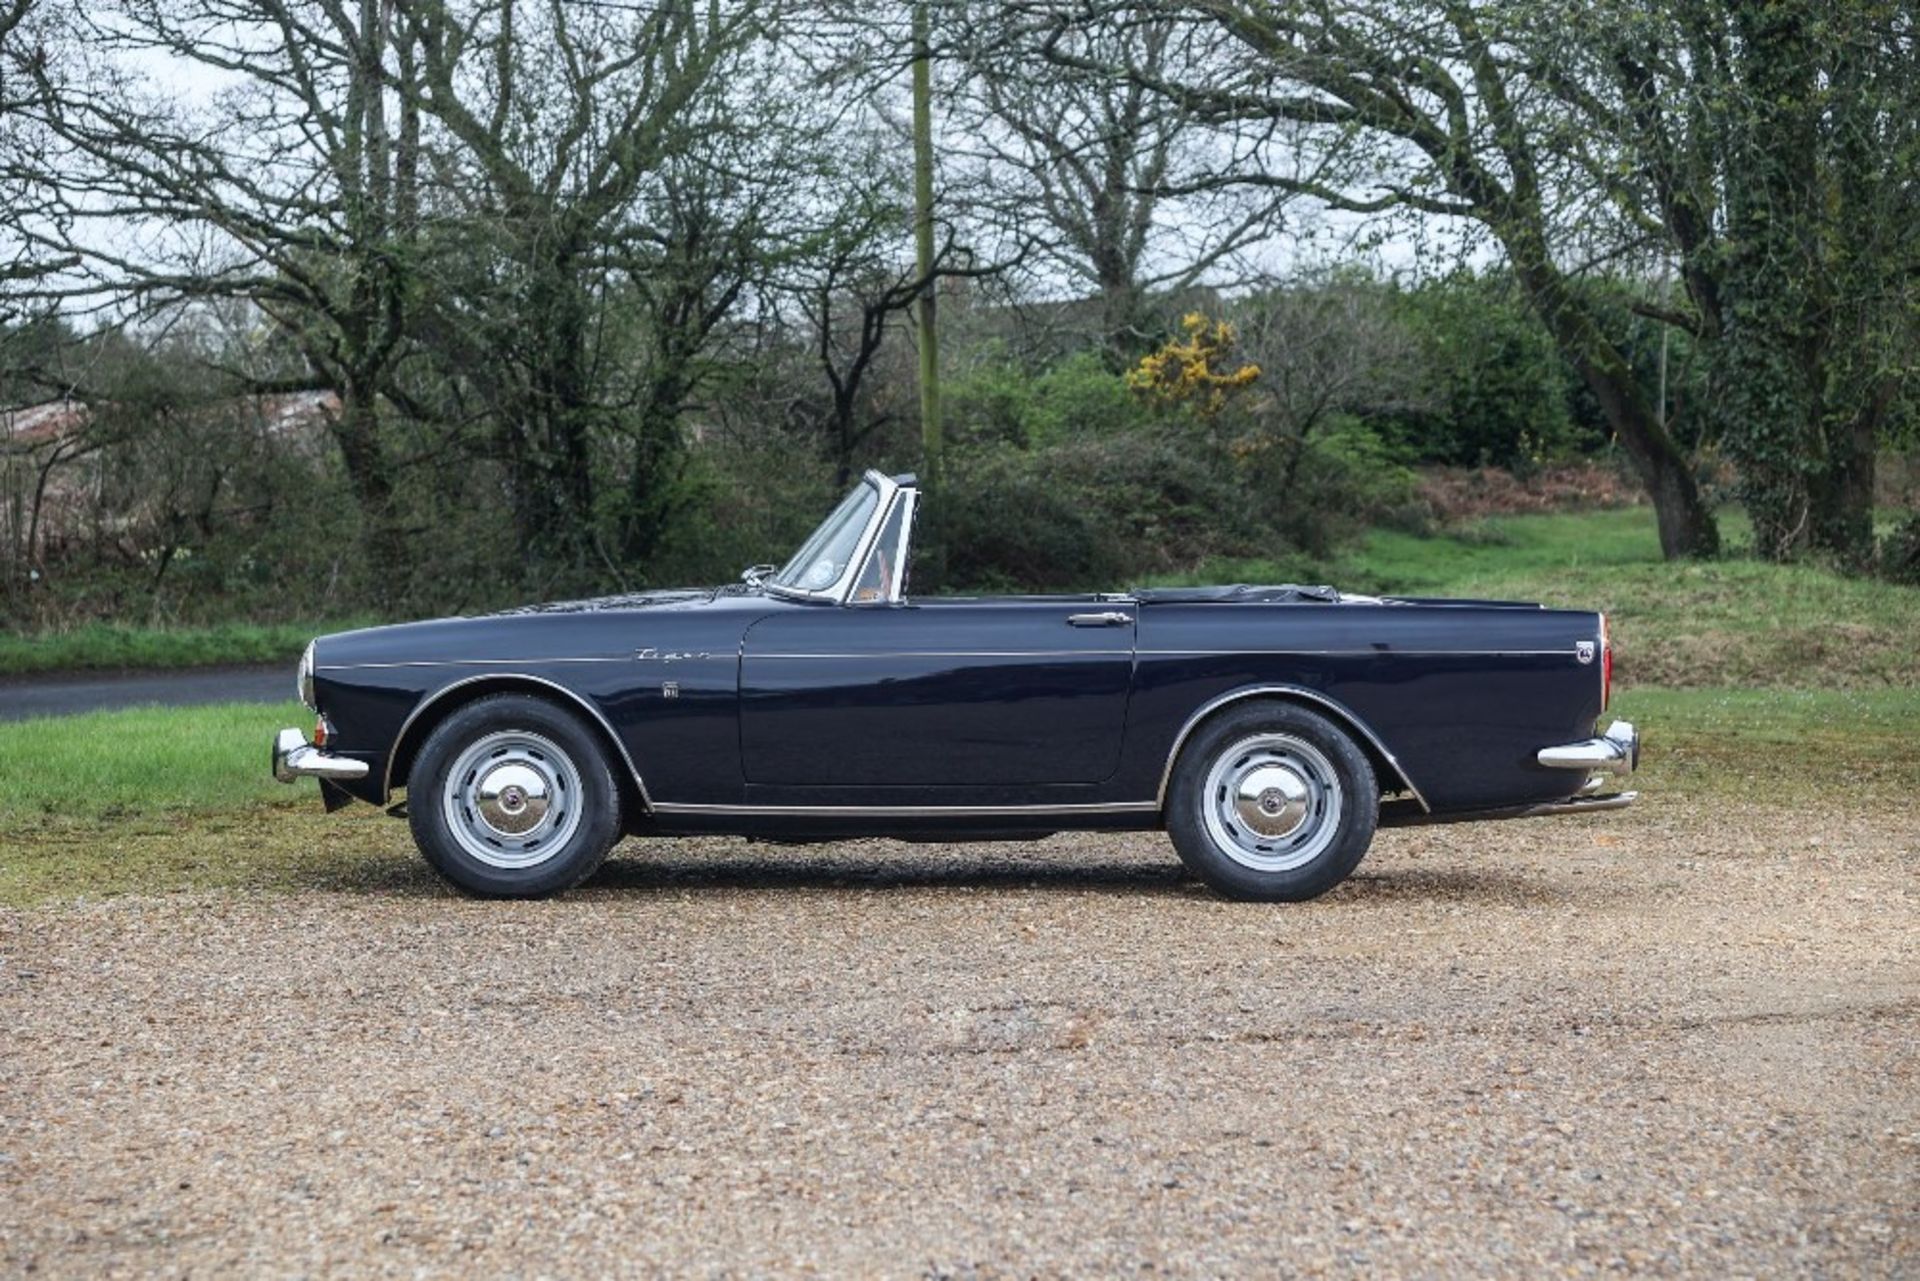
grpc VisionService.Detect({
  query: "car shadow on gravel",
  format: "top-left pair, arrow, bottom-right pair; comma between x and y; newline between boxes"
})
1341,865 -> 1570,907
283,843 -> 1565,906
584,852 -> 1200,897
276,846 -> 1205,900
579,850 -> 1568,905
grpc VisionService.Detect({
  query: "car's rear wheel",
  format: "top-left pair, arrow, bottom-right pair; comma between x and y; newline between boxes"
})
408,694 -> 621,897
1166,701 -> 1378,901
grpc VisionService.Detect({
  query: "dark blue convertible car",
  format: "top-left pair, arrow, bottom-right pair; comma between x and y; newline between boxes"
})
274,470 -> 1638,901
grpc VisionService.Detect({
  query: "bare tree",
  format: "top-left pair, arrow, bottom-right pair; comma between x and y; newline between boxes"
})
5,0 -> 428,593
388,0 -> 768,581
0,0 -> 82,298
1230,274 -> 1424,485
952,3 -> 1285,354
787,172 -> 929,486
1024,0 -> 1724,558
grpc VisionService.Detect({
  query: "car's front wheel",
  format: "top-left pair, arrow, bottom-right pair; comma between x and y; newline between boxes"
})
1166,701 -> 1379,902
408,694 -> 622,897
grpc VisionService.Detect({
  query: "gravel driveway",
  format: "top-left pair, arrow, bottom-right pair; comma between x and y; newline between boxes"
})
2,800 -> 1914,1276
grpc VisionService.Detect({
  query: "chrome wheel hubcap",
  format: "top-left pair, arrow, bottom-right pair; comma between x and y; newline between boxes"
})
476,763 -> 549,835
1203,733 -> 1343,872
443,731 -> 582,869
1234,763 -> 1311,837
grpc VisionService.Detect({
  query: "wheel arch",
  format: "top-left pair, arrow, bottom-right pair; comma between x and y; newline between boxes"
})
382,673 -> 653,816
1156,685 -> 1429,813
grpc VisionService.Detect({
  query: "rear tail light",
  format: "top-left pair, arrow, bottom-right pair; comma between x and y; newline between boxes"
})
1599,613 -> 1613,711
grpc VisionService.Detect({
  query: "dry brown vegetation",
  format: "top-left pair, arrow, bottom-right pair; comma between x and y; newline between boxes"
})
1415,461 -> 1647,523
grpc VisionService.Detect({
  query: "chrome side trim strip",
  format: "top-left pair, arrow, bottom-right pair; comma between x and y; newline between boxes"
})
747,650 -> 1133,660
648,800 -> 1159,818
1139,648 -> 1585,658
322,656 -> 639,671
1156,684 -> 1430,813
334,647 -> 1580,670
380,672 -> 653,810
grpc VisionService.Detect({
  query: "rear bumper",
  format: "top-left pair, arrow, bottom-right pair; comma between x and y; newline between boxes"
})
272,727 -> 370,784
1538,719 -> 1639,775
1380,719 -> 1642,828
1380,788 -> 1639,827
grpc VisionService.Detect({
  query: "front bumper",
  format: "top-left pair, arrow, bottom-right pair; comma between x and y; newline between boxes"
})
272,727 -> 370,784
1538,719 -> 1639,775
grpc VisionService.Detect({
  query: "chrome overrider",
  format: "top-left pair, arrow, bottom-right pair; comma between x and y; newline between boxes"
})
1538,719 -> 1639,775
273,727 -> 369,784
1535,718 -> 1639,814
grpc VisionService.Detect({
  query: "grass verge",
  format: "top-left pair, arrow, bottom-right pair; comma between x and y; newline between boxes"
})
0,700 -> 305,820
0,619 -> 376,678
0,688 -> 1913,906
0,699 -> 428,905
1608,687 -> 1920,805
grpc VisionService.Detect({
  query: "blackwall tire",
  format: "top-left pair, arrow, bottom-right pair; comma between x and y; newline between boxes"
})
1165,701 -> 1378,902
407,694 -> 622,897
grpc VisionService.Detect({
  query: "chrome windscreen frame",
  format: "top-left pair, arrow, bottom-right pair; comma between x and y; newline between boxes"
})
851,485 -> 917,606
762,470 -> 914,607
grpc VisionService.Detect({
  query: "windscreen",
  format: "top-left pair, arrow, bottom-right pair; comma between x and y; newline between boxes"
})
769,480 -> 881,593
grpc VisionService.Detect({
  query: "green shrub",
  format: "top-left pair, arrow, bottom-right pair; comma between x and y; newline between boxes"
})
929,432 -> 1277,592
946,350 -> 1154,450
1280,418 -> 1424,554
641,440 -> 840,587
1376,272 -> 1586,468
1880,512 -> 1920,585
944,353 -> 1034,449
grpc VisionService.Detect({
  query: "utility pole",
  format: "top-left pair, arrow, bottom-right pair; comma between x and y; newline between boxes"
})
910,0 -> 941,491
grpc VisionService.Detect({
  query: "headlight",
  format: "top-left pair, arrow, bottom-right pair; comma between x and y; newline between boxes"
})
297,640 -> 316,711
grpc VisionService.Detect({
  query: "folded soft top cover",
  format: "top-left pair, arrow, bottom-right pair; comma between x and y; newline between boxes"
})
1129,584 -> 1344,604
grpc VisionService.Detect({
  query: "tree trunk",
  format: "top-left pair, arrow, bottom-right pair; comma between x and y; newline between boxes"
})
545,300 -> 597,573
1509,248 -> 1720,559
911,0 -> 943,492
505,257 -> 599,585
621,364 -> 690,565
1098,276 -> 1143,364
1645,448 -> 1722,564
329,382 -> 405,602
833,393 -> 858,488
1809,401 -> 1882,565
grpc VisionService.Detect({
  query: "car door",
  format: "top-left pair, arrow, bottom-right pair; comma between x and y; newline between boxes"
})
738,598 -> 1136,788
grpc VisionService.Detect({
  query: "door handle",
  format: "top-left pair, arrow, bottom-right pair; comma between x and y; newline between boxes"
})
1067,611 -> 1134,627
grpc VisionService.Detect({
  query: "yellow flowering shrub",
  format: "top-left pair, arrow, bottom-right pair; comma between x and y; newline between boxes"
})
1125,312 -> 1261,419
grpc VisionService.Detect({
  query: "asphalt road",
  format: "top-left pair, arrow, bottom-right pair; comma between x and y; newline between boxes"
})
0,663 -> 291,721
